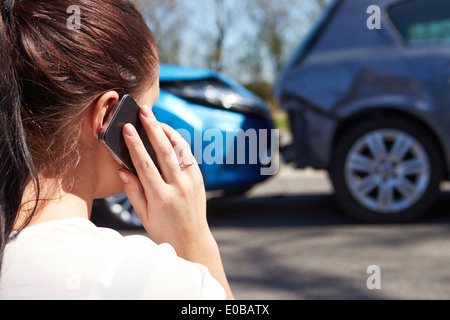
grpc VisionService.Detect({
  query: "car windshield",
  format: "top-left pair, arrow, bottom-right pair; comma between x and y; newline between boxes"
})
388,0 -> 450,46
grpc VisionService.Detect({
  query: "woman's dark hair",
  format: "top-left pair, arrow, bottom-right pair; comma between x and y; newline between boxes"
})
0,0 -> 159,272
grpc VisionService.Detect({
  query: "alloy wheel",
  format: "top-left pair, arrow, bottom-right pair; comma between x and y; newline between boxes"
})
344,129 -> 431,214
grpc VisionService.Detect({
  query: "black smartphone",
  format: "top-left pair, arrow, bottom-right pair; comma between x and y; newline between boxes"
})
98,94 -> 159,176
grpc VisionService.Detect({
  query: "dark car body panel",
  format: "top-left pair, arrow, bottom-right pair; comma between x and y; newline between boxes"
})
275,0 -> 450,174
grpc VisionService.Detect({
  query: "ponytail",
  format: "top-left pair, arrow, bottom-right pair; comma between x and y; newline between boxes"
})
0,4 -> 39,273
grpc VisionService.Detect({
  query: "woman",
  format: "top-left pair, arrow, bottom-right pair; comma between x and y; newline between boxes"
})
0,0 -> 233,300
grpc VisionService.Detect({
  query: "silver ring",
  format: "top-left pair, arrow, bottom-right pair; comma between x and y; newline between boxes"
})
180,162 -> 194,168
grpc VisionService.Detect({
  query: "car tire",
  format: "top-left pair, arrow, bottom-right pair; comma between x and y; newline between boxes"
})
329,116 -> 444,223
91,196 -> 143,230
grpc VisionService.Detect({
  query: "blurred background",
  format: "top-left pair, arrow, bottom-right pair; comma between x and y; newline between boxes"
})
92,0 -> 450,299
133,0 -> 330,125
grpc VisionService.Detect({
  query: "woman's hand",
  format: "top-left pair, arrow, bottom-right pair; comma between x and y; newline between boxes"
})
117,104 -> 234,299
117,104 -> 210,250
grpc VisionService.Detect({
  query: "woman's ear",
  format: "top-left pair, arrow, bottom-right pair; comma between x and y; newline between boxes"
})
90,91 -> 120,138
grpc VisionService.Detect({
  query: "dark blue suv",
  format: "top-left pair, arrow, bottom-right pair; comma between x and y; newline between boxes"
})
276,0 -> 450,223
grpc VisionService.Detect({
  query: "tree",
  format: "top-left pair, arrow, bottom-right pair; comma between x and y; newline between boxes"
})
132,0 -> 331,84
133,0 -> 187,65
201,0 -> 244,72
247,0 -> 331,80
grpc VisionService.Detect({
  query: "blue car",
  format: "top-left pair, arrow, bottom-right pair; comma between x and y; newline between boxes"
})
93,64 -> 276,228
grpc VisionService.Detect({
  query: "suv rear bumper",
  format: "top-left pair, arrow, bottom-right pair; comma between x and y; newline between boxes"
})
285,109 -> 337,170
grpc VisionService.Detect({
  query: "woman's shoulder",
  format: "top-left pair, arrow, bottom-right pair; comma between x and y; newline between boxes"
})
8,217 -> 164,256
2,217 -> 226,300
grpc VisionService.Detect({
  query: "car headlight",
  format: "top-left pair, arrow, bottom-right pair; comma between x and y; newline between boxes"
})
160,77 -> 271,120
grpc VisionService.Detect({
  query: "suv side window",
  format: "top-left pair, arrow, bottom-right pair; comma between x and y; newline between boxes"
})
388,0 -> 450,45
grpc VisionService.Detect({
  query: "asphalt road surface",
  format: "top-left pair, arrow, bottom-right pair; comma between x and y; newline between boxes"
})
119,164 -> 450,300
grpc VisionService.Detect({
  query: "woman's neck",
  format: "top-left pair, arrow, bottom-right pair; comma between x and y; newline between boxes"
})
14,176 -> 94,231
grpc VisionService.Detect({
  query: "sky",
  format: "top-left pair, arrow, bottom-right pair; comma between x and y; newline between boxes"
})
137,0 -> 331,83
181,0 -> 330,82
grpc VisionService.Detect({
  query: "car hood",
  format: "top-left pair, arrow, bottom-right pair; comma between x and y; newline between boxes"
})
159,64 -> 219,82
159,64 -> 271,119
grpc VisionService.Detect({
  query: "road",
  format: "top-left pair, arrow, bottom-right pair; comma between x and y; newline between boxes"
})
121,164 -> 450,300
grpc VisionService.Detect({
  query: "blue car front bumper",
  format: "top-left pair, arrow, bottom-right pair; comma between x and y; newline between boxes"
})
154,91 -> 276,192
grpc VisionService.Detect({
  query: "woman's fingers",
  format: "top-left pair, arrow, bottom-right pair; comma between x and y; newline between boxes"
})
122,123 -> 163,190
139,105 -> 182,183
159,123 -> 205,187
159,123 -> 196,167
117,168 -> 148,224
121,106 -> 203,226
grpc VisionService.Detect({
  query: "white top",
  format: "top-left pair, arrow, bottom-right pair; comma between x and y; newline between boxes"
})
0,218 -> 226,300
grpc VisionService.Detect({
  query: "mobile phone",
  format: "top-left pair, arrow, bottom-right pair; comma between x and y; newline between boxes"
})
98,94 -> 159,176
